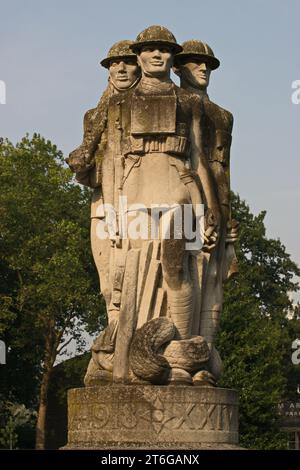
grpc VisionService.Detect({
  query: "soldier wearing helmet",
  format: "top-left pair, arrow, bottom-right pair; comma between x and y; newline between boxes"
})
68,38 -> 141,303
174,40 -> 231,218
67,40 -> 141,386
174,40 -> 238,381
101,26 -> 220,385
67,40 -> 140,187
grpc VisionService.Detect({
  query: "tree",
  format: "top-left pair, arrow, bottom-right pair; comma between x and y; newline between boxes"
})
45,353 -> 90,449
217,193 -> 300,449
1,135 -> 299,450
0,401 -> 36,449
0,135 -> 105,449
285,305 -> 300,402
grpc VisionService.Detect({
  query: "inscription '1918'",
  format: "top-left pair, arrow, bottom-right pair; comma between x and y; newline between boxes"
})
71,401 -> 237,434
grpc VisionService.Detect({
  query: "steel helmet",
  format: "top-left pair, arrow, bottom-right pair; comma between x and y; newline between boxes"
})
175,40 -> 220,70
100,40 -> 137,68
130,25 -> 183,54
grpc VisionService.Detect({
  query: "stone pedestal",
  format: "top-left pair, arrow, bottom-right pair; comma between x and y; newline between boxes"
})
66,385 -> 239,449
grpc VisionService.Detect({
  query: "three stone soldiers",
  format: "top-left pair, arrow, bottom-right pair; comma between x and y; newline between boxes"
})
68,27 -> 237,387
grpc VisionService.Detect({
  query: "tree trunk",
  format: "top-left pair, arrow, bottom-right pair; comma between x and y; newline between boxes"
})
35,363 -> 52,450
35,322 -> 65,450
35,330 -> 58,450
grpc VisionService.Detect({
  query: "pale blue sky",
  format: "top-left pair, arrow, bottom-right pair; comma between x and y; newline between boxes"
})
1,0 -> 300,290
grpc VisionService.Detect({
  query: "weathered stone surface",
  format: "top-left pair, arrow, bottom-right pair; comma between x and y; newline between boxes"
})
113,249 -> 140,383
63,25 -> 244,452
163,336 -> 210,372
175,39 -> 238,378
129,318 -> 175,383
67,26 -> 232,387
166,367 -> 193,385
66,385 -> 239,449
66,33 -> 241,458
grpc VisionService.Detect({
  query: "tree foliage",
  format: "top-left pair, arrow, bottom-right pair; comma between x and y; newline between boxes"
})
0,136 -> 299,449
0,401 -> 36,449
218,193 -> 300,449
0,135 -> 105,447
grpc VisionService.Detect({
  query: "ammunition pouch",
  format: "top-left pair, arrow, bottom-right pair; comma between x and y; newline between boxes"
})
123,134 -> 190,157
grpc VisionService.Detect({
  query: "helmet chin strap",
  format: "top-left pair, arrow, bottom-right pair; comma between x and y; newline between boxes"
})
110,76 -> 140,92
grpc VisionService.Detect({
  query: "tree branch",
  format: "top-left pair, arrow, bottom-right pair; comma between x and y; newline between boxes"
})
56,336 -> 73,355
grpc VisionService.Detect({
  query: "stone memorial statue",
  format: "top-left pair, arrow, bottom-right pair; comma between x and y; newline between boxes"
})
66,26 -> 239,450
174,40 -> 239,381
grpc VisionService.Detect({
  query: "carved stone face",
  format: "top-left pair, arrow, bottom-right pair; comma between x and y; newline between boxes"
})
180,59 -> 211,90
109,58 -> 140,90
137,45 -> 173,78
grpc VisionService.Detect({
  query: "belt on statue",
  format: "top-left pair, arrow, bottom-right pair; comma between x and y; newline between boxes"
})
123,134 -> 190,157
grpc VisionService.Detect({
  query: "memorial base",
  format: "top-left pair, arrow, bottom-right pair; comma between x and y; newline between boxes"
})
65,385 -> 239,449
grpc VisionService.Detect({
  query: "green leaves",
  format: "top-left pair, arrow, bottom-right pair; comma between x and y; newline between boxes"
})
0,401 -> 37,449
0,135 -> 104,423
217,193 -> 299,449
1,136 -> 299,448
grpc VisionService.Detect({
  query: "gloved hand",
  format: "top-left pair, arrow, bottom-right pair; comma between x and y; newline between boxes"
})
65,145 -> 95,173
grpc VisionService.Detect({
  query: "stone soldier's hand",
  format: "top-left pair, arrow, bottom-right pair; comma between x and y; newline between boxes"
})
202,227 -> 218,252
226,219 -> 239,244
66,146 -> 94,173
202,209 -> 219,252
202,231 -> 218,252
